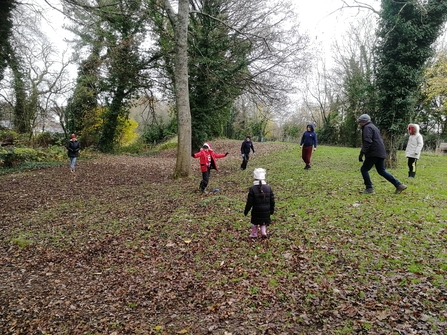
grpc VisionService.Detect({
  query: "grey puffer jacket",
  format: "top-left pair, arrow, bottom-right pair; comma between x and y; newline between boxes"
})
360,122 -> 387,158
244,182 -> 275,226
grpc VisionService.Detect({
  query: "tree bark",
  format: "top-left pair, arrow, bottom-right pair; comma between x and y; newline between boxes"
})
164,0 -> 192,179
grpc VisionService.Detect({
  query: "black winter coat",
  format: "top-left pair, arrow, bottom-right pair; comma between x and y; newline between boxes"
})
244,183 -> 275,225
66,140 -> 80,158
360,122 -> 387,158
241,140 -> 255,155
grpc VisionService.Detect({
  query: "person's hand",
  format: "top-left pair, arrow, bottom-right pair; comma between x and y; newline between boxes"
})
359,153 -> 364,162
225,152 -> 229,156
313,147 -> 316,151
241,153 -> 245,157
191,153 -> 195,158
253,152 -> 256,155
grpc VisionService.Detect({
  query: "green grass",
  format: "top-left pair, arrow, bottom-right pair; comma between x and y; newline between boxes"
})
2,142 -> 447,334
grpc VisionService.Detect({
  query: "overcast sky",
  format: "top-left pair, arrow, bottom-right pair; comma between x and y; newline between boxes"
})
295,0 -> 381,54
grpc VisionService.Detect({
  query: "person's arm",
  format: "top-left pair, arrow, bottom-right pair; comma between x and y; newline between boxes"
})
416,135 -> 424,155
361,127 -> 374,154
244,189 -> 254,216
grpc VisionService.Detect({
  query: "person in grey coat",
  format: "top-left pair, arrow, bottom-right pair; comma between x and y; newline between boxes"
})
357,114 -> 407,194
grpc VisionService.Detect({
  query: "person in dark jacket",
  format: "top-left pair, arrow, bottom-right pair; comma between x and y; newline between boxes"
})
244,168 -> 275,238
300,124 -> 317,169
192,142 -> 228,193
240,136 -> 255,170
66,134 -> 80,173
357,114 -> 407,194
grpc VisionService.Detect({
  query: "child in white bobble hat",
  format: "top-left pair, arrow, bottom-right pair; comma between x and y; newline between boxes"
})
244,168 -> 275,238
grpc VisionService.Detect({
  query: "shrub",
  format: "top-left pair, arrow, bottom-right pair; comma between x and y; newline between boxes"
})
0,147 -> 40,168
0,129 -> 17,146
141,118 -> 177,146
118,139 -> 149,154
34,132 -> 66,147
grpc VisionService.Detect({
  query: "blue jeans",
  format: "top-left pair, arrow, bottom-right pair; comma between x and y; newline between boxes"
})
70,157 -> 77,170
360,157 -> 400,189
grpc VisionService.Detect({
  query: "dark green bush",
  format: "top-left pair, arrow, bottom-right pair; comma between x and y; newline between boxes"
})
0,129 -> 17,145
35,132 -> 66,147
141,118 -> 177,146
0,147 -> 39,168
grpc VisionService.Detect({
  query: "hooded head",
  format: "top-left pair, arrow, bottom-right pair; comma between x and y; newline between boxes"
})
253,168 -> 266,181
307,124 -> 315,132
357,114 -> 371,123
408,124 -> 420,135
71,134 -> 77,140
202,142 -> 211,149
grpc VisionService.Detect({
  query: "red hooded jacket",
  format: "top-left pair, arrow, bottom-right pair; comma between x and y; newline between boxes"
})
193,144 -> 226,172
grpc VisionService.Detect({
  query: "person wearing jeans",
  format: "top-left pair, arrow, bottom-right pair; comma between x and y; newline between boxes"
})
66,134 -> 80,173
357,114 -> 407,194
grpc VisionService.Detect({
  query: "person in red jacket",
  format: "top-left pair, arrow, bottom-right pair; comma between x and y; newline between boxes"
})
192,142 -> 228,193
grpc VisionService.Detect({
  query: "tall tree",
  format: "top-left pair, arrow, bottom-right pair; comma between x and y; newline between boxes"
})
374,0 -> 447,165
0,0 -> 16,81
64,0 -> 149,152
160,0 -> 192,178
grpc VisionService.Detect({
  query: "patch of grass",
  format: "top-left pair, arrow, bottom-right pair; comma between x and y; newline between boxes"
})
10,237 -> 33,248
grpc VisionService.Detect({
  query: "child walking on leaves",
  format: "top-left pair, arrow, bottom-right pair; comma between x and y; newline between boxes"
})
66,134 -> 80,173
244,168 -> 275,239
192,142 -> 228,193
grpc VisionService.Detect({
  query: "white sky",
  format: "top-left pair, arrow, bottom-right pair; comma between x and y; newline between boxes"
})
295,0 -> 381,56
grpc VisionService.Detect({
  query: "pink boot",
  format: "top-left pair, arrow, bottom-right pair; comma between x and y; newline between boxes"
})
250,225 -> 258,238
260,225 -> 267,238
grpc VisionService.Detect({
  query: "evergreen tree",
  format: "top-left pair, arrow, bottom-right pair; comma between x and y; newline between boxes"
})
374,0 -> 447,165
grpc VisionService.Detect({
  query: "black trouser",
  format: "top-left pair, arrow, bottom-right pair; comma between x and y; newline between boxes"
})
407,157 -> 417,172
200,168 -> 211,191
241,153 -> 250,170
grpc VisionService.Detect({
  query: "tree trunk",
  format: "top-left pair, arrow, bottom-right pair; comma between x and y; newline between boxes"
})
165,0 -> 192,179
381,129 -> 398,169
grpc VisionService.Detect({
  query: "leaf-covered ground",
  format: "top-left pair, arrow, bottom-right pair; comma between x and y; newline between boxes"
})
1,140 -> 446,335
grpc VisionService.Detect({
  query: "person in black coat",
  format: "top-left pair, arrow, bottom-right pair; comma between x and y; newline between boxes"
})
357,114 -> 407,194
244,168 -> 275,238
66,134 -> 80,172
240,136 -> 255,170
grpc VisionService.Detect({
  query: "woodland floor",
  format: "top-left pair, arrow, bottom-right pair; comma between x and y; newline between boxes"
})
0,140 -> 293,335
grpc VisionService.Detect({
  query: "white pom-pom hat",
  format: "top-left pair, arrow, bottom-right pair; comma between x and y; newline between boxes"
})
253,168 -> 266,180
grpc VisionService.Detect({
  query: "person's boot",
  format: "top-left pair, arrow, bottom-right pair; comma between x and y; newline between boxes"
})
395,183 -> 408,194
249,225 -> 258,238
411,172 -> 416,178
260,225 -> 267,238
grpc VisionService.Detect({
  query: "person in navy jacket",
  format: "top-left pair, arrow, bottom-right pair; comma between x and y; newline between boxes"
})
240,136 -> 255,170
299,124 -> 317,169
